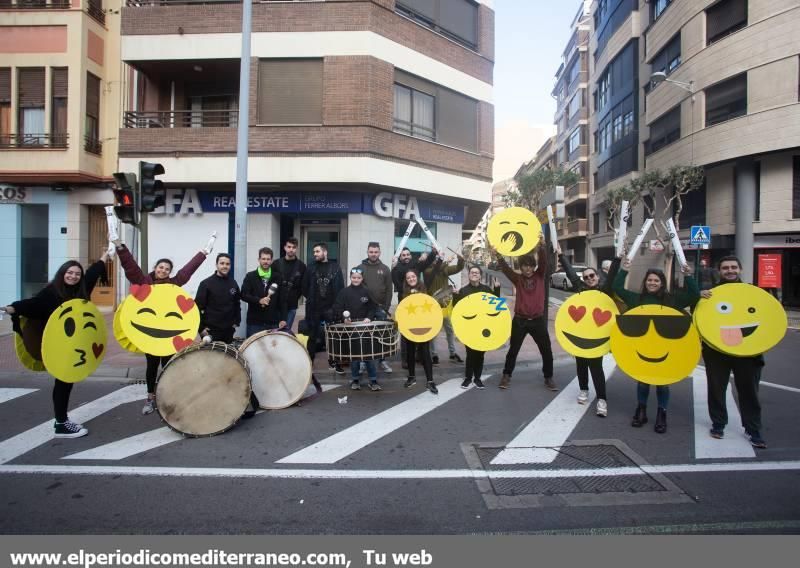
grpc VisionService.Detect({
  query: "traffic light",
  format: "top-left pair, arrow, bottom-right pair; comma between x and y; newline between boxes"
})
139,161 -> 166,213
111,172 -> 139,226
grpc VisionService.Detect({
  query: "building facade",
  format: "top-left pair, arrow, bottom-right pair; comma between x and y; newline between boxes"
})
118,0 -> 495,296
0,0 -> 120,305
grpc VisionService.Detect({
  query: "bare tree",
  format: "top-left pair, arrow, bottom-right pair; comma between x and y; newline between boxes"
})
504,168 -> 580,211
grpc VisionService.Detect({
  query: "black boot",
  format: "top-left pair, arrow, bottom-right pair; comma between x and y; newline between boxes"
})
631,404 -> 648,427
654,407 -> 667,434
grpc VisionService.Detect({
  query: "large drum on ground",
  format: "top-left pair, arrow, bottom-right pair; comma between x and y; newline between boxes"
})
238,331 -> 312,410
156,342 -> 251,437
325,321 -> 399,362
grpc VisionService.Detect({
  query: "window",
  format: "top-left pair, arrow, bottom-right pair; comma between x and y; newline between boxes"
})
568,127 -> 581,155
257,59 -> 323,125
593,212 -> 601,234
396,0 -> 478,50
0,68 -> 9,147
51,68 -> 68,147
612,115 -> 623,142
622,111 -> 634,136
646,105 -> 680,155
568,90 -> 582,117
653,0 -> 671,21
650,33 -> 681,79
17,68 -> 45,146
706,0 -> 747,45
394,84 -> 435,142
87,0 -> 105,26
595,0 -> 637,59
705,73 -> 747,126
394,218 -> 436,255
567,58 -> 580,86
597,72 -> 610,110
793,156 -> 800,219
681,179 -> 707,227
85,72 -> 101,154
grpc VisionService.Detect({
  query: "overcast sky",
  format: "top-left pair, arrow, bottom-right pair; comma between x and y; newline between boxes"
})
492,0 -> 584,182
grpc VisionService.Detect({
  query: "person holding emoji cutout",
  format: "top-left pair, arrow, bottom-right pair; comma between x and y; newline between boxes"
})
397,271 -> 442,394
5,252 -> 111,438
114,237 -> 209,415
452,266 -> 503,389
613,257 -> 700,434
696,256 -> 786,449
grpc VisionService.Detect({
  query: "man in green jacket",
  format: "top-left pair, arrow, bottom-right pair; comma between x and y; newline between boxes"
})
423,250 -> 465,364
359,242 -> 394,373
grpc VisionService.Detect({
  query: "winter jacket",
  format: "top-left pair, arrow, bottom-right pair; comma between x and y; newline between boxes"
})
423,255 -> 465,307
272,257 -> 306,310
195,272 -> 241,333
613,268 -> 699,310
241,269 -> 287,325
332,284 -> 377,322
359,257 -> 393,312
117,245 -> 206,287
302,260 -> 344,321
497,246 -> 548,319
392,253 -> 436,301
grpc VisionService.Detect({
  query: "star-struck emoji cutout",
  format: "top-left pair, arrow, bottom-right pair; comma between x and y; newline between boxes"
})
405,304 -> 418,315
422,301 -> 433,312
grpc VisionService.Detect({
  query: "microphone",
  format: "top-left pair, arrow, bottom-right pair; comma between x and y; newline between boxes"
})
268,283 -> 278,297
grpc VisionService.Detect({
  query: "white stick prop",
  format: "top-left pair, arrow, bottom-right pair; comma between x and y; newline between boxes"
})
626,218 -> 654,262
105,205 -> 119,242
394,220 -> 417,259
415,216 -> 443,253
615,200 -> 630,258
665,218 -> 687,267
546,205 -> 558,253
204,231 -> 217,255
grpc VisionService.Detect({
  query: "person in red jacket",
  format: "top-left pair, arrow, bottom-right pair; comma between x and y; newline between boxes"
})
491,234 -> 555,391
113,238 -> 209,415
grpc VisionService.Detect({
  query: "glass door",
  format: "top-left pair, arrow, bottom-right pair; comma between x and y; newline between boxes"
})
302,226 -> 340,265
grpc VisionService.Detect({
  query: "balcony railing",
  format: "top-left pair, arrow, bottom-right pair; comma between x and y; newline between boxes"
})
565,181 -> 589,203
87,0 -> 105,24
84,135 -> 102,155
124,0 -> 248,5
0,0 -> 71,9
123,110 -> 239,128
567,218 -> 588,235
0,133 -> 69,149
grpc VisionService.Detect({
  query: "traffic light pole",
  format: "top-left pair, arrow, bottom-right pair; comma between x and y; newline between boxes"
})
234,0 -> 253,335
139,212 -> 148,273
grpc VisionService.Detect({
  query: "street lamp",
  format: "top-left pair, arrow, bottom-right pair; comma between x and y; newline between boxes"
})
650,71 -> 694,93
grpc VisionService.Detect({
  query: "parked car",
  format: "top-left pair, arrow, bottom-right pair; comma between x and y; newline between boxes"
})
550,266 -> 587,290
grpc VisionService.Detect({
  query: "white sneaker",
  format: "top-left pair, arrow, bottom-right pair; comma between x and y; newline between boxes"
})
380,361 -> 393,373
577,390 -> 589,405
596,399 -> 608,417
142,398 -> 156,415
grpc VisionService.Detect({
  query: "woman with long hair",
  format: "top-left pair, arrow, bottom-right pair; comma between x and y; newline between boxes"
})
454,265 -> 500,390
401,270 -> 438,395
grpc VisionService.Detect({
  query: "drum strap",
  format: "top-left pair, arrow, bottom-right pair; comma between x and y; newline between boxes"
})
241,391 -> 261,419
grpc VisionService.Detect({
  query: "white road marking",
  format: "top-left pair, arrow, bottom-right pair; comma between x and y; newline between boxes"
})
761,381 -> 800,394
491,355 -> 616,464
692,367 -> 756,459
1,460 -> 798,480
0,388 -> 37,405
0,385 -> 143,465
278,376 -> 485,464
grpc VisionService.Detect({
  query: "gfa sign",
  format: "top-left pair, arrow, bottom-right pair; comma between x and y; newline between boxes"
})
373,192 -> 421,220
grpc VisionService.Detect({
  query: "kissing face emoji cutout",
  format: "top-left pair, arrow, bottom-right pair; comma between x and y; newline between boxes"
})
42,299 -> 107,383
487,207 -> 542,257
693,283 -> 787,357
396,293 -> 443,343
555,291 -> 619,358
452,293 -> 512,351
610,304 -> 700,386
119,284 -> 200,356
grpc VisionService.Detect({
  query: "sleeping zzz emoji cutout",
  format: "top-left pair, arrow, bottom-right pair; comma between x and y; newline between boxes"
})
119,284 -> 200,356
395,293 -> 443,343
451,293 -> 512,351
487,207 -> 542,257
555,290 -> 619,358
41,299 -> 108,383
693,283 -> 787,357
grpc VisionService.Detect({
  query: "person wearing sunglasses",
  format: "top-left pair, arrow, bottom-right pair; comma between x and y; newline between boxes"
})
557,245 -> 610,417
333,267 -> 379,391
613,256 -> 699,433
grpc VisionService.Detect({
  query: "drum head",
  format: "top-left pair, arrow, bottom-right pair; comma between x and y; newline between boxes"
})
156,343 -> 251,437
239,331 -> 312,410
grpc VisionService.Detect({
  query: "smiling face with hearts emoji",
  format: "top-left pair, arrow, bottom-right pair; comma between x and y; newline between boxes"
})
119,283 -> 200,356
555,290 -> 619,358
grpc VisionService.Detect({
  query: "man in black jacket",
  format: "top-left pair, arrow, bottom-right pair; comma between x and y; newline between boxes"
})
272,237 -> 306,332
240,247 -> 287,337
302,242 -> 345,373
195,253 -> 241,343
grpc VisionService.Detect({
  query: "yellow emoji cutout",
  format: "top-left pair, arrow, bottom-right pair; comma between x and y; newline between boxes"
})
693,283 -> 787,357
555,291 -> 619,358
487,207 -> 542,257
452,293 -> 512,351
14,316 -> 46,372
119,284 -> 200,356
396,292 -> 443,343
113,298 -> 142,354
610,305 -> 700,386
41,299 -> 107,383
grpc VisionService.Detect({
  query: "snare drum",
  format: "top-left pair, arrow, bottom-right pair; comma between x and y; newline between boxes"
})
324,321 -> 399,362
156,342 -> 251,437
238,331 -> 312,410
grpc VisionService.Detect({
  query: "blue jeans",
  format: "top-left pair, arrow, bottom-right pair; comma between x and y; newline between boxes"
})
247,322 -> 280,338
637,382 -> 670,409
285,308 -> 297,331
352,360 -> 377,381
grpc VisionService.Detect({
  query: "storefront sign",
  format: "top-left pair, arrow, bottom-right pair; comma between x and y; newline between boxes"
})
757,254 -> 782,288
0,185 -> 31,205
754,234 -> 800,248
367,192 -> 464,223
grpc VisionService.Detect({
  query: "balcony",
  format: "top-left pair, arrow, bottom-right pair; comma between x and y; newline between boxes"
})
0,133 -> 68,149
564,180 -> 589,204
124,109 -> 239,129
566,218 -> 589,236
124,0 -> 241,5
84,135 -> 102,155
0,0 -> 71,9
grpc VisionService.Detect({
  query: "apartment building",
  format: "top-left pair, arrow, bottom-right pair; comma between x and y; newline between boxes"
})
118,0 -> 495,295
0,0 -> 120,305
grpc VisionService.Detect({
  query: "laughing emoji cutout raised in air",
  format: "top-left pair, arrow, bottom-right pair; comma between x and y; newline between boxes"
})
41,299 -> 107,383
395,293 -> 443,343
610,304 -> 700,386
555,290 -> 619,358
119,284 -> 200,356
452,293 -> 512,351
487,207 -> 542,257
693,283 -> 787,357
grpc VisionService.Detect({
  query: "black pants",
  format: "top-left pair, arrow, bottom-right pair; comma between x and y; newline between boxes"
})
465,347 -> 486,381
53,379 -> 73,423
503,315 -> 553,378
145,353 -> 172,395
206,326 -> 234,344
404,338 -> 433,381
576,356 -> 606,400
702,345 -> 762,434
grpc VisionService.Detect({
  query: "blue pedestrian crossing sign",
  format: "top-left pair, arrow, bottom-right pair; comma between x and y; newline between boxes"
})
690,225 -> 711,246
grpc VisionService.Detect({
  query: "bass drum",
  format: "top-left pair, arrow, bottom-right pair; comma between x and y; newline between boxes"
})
156,342 -> 251,437
238,331 -> 312,410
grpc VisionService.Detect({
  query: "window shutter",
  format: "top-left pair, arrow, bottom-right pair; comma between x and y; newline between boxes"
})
18,68 -> 45,107
0,68 -> 10,103
707,0 -> 747,42
439,0 -> 478,46
86,73 -> 100,119
257,59 -> 323,125
52,68 -> 68,98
